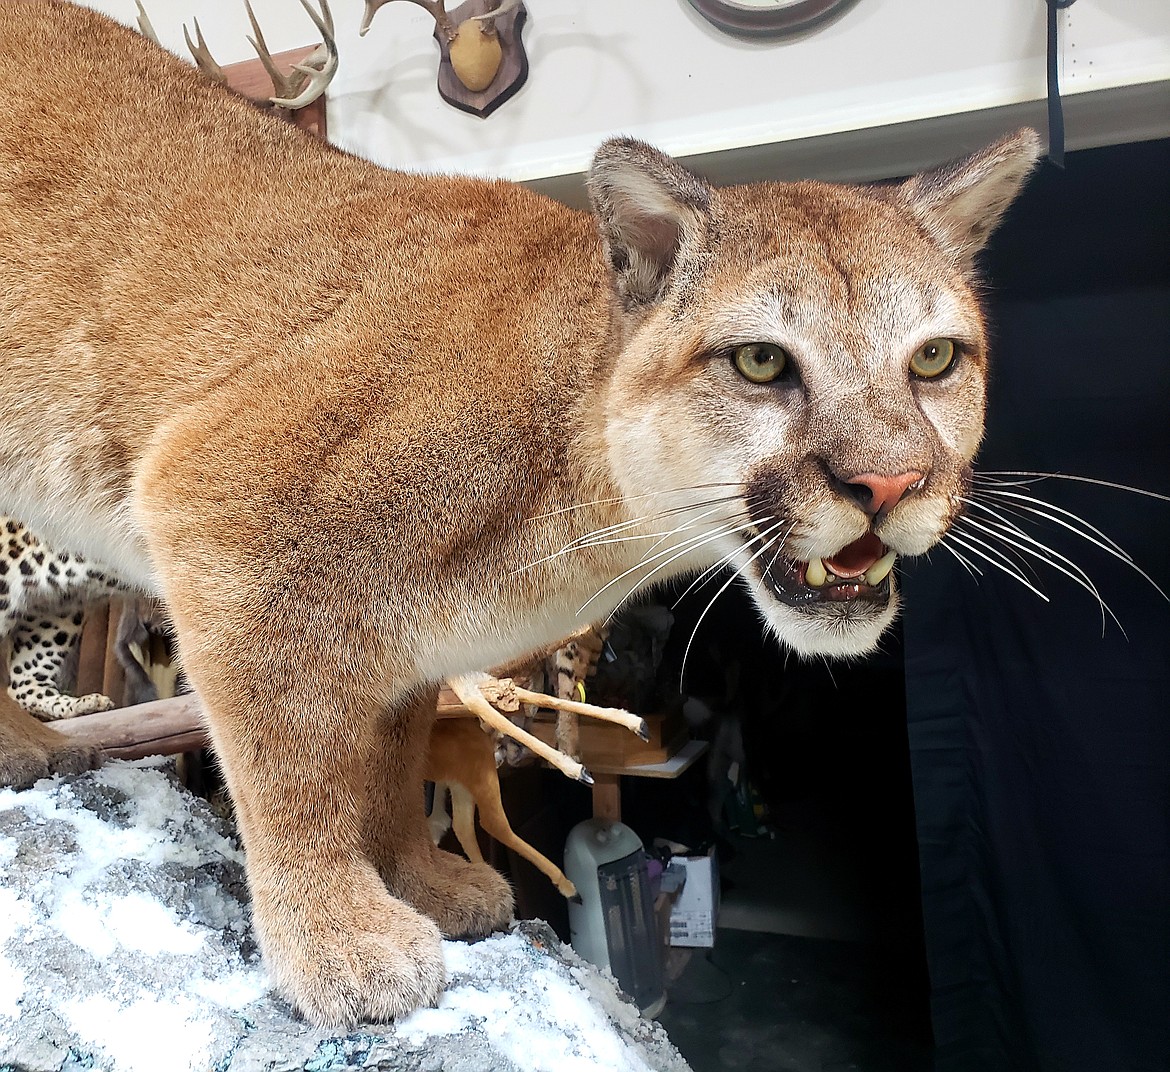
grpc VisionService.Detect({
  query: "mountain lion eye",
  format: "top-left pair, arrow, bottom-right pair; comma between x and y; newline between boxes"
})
733,343 -> 790,384
910,338 -> 957,379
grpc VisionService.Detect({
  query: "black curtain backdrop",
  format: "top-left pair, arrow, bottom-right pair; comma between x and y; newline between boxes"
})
901,139 -> 1170,1071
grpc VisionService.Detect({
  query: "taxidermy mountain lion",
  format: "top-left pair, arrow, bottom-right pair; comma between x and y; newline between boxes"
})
0,0 -> 1039,1027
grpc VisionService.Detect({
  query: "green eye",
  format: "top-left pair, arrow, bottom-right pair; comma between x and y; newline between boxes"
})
733,343 -> 790,384
910,338 -> 957,379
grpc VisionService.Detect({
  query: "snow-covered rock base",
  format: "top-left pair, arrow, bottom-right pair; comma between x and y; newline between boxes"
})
0,760 -> 690,1072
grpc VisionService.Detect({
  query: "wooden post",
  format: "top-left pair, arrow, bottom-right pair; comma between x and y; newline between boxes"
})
102,598 -> 128,708
591,774 -> 621,823
75,603 -> 110,698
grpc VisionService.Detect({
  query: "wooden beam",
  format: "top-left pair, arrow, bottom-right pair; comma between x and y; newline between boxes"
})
52,694 -> 207,762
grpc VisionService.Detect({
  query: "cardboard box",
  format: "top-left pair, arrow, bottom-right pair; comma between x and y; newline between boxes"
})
667,847 -> 719,947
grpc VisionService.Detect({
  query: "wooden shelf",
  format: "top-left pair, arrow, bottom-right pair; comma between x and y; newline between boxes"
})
526,710 -> 683,769
587,738 -> 707,780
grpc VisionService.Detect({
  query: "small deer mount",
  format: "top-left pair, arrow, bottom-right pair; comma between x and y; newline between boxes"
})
362,0 -> 529,118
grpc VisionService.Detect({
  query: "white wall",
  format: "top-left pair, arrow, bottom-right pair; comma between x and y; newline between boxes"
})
82,0 -> 1170,191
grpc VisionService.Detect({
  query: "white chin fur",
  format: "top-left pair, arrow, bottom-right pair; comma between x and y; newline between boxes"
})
747,580 -> 901,660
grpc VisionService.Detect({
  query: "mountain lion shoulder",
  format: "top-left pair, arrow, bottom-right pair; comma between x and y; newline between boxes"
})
0,0 -> 1040,1028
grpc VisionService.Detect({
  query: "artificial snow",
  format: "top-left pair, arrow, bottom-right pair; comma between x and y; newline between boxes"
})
0,760 -> 690,1072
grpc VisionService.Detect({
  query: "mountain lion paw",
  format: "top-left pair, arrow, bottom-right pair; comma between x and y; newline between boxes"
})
389,845 -> 515,940
0,717 -> 102,789
263,893 -> 446,1027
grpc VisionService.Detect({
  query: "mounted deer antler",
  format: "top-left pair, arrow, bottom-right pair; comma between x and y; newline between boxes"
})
243,0 -> 338,108
361,0 -> 528,116
133,1 -> 161,46
361,0 -> 451,39
138,0 -> 338,114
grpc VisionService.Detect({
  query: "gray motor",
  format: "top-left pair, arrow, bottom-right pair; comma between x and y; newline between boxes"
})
565,818 -> 665,1017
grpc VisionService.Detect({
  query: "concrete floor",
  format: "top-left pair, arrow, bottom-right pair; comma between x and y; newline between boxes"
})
654,824 -> 933,1072
657,926 -> 932,1072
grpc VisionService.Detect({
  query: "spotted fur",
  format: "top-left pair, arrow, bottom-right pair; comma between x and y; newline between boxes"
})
0,517 -> 128,720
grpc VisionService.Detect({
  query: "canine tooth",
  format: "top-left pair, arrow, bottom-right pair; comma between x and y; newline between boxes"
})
863,549 -> 898,586
805,557 -> 827,587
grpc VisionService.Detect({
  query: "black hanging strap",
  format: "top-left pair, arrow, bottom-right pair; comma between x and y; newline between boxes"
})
1046,0 -> 1079,168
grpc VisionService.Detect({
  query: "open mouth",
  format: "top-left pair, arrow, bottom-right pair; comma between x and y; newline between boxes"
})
758,531 -> 896,609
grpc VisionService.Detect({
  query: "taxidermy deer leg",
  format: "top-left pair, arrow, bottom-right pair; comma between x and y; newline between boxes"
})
364,687 -> 515,942
427,781 -> 454,845
448,672 -> 593,783
446,782 -> 485,864
0,691 -> 101,789
427,718 -> 577,899
512,686 -> 649,740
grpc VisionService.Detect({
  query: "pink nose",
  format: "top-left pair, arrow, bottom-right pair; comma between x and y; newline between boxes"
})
844,471 -> 925,517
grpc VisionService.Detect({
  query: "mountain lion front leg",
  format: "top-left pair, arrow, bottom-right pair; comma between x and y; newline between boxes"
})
154,583 -> 446,1027
364,688 -> 515,939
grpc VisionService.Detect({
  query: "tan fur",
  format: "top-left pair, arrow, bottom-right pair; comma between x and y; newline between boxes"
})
426,718 -> 577,899
0,691 -> 101,789
0,1 -> 1039,1026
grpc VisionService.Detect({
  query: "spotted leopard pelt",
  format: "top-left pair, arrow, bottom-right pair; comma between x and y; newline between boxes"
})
0,517 -> 130,720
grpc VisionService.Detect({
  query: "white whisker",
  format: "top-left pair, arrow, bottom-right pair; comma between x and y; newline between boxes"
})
634,502 -> 749,566
975,471 -> 1170,504
601,512 -> 767,624
964,492 -> 1167,603
512,495 -> 743,576
671,515 -> 785,609
554,495 -> 745,557
967,489 -> 1132,561
938,540 -> 984,581
955,501 -> 1049,586
945,529 -> 1051,602
604,517 -> 780,626
596,521 -> 758,624
518,528 -> 705,571
524,483 -> 744,522
955,516 -> 1126,635
578,516 -> 757,617
680,521 -> 794,685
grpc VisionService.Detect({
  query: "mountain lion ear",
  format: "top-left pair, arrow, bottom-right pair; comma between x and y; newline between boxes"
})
587,138 -> 716,308
899,128 -> 1042,268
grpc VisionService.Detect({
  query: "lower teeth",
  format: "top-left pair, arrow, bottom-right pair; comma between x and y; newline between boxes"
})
803,550 -> 898,588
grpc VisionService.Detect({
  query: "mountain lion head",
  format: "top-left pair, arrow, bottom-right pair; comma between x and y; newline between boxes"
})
588,130 -> 1041,658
